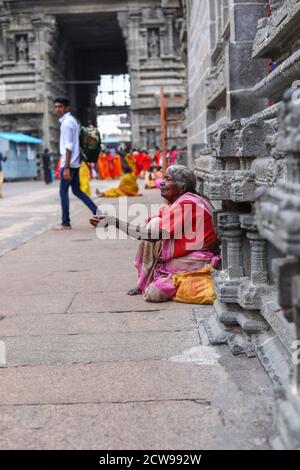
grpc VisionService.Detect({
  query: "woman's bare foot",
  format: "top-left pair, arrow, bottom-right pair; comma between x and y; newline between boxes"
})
127,287 -> 142,296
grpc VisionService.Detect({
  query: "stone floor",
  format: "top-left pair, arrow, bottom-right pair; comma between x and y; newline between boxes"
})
0,179 -> 112,256
0,182 -> 274,449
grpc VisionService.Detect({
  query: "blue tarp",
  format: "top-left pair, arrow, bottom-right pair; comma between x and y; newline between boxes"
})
0,132 -> 43,144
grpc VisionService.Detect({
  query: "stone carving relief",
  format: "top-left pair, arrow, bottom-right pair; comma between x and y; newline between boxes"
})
16,35 -> 28,62
147,129 -> 157,149
143,7 -> 164,22
148,29 -> 160,58
205,54 -> 226,106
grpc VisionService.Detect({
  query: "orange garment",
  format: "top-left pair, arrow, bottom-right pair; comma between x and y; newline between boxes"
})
98,153 -> 111,180
113,154 -> 123,178
107,153 -> 115,178
172,266 -> 217,305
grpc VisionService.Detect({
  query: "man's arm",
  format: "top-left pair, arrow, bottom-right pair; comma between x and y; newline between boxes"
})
63,124 -> 74,181
63,149 -> 72,179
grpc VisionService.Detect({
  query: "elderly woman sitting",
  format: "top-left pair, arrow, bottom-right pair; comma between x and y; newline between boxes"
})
90,165 -> 220,302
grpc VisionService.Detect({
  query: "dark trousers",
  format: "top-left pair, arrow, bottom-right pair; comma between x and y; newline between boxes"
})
60,167 -> 98,226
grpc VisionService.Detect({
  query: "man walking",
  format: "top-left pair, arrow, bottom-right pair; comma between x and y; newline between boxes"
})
53,96 -> 98,230
0,150 -> 8,199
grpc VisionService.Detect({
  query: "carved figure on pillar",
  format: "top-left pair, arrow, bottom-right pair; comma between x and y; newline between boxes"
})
148,29 -> 160,58
16,35 -> 28,62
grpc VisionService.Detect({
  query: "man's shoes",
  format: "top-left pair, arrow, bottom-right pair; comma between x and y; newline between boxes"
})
52,224 -> 72,231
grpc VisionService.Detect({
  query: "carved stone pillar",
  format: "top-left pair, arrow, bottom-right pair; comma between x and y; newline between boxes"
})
0,17 -> 10,62
247,232 -> 268,285
218,213 -> 244,279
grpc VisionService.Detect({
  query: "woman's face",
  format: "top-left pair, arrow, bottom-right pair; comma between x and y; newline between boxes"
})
160,172 -> 184,203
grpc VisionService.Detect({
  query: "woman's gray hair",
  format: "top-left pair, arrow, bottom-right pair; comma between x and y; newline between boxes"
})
167,165 -> 197,193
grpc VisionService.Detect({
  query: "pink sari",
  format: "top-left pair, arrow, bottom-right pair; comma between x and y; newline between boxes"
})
134,193 -> 220,302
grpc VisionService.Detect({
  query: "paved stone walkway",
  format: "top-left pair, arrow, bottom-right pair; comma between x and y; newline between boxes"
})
0,180 -> 111,256
0,189 -> 273,449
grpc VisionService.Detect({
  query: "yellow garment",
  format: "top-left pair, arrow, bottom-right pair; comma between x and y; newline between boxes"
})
125,153 -> 136,173
172,266 -> 217,305
79,162 -> 91,196
103,172 -> 139,197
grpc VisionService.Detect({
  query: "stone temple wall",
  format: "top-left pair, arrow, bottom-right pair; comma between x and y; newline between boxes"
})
184,0 -> 300,449
118,4 -> 186,151
185,0 -> 268,168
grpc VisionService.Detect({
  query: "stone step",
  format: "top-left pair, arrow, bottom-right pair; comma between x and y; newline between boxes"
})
227,328 -> 256,358
202,315 -> 227,346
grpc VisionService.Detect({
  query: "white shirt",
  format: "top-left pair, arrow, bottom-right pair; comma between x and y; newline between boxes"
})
59,112 -> 81,168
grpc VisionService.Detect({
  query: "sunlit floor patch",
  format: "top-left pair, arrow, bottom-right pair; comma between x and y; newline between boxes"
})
168,345 -> 221,365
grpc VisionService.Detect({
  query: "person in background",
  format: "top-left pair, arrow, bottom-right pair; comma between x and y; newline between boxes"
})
167,145 -> 179,166
0,149 -> 8,198
144,165 -> 163,189
125,149 -> 137,174
53,96 -> 98,230
98,150 -> 110,180
117,143 -> 127,168
107,150 -> 115,179
141,150 -> 153,177
79,161 -> 91,196
113,151 -> 123,179
55,157 -> 61,180
154,146 -> 161,168
135,149 -> 144,177
42,148 -> 53,185
95,165 -> 141,197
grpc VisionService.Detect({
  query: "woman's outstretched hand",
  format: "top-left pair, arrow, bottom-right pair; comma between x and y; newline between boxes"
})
89,215 -> 116,228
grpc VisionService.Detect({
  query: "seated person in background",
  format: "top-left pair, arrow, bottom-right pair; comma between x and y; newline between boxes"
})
140,150 -> 153,178
144,165 -> 163,189
96,165 -> 141,197
91,165 -> 220,302
125,150 -> 136,174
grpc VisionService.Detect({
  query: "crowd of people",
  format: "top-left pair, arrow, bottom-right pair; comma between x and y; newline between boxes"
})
48,144 -> 181,198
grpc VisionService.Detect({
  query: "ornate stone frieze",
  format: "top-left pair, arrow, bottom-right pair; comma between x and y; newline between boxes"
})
205,53 -> 226,107
252,0 -> 300,59
196,119 -> 276,202
253,48 -> 300,100
256,90 -> 300,255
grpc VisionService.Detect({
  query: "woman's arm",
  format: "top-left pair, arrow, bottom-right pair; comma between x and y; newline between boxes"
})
90,215 -> 167,241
